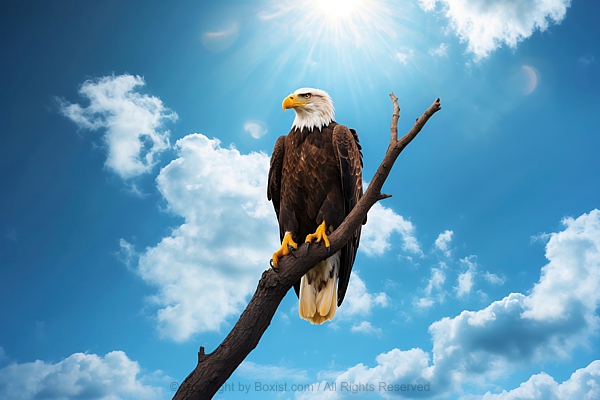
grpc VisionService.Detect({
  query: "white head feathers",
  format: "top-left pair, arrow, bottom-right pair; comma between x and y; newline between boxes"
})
289,88 -> 335,131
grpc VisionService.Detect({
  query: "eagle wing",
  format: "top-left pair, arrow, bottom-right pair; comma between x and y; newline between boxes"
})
267,135 -> 286,241
332,124 -> 364,306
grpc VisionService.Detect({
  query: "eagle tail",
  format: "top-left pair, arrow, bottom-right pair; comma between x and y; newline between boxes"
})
298,252 -> 340,324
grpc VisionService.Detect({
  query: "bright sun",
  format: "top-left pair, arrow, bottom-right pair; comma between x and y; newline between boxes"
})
312,0 -> 364,20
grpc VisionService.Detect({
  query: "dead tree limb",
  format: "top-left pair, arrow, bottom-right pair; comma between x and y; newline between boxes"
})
173,95 -> 441,400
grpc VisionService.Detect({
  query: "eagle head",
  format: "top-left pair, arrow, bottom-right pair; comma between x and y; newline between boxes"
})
282,88 -> 335,132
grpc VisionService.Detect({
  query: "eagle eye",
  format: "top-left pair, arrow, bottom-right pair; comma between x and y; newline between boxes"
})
302,93 -> 312,99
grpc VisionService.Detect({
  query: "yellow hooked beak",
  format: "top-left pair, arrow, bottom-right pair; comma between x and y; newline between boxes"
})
282,94 -> 308,111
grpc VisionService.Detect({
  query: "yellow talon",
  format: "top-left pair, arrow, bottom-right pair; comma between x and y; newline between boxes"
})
271,232 -> 298,268
305,221 -> 330,248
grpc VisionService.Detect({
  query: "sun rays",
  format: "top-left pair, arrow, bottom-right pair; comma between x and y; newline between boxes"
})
311,0 -> 365,21
250,0 -> 419,89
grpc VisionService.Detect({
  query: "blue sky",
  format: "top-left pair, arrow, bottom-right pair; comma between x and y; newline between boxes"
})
1,0 -> 599,398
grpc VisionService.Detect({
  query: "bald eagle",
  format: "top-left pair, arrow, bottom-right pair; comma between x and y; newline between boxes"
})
268,88 -> 364,324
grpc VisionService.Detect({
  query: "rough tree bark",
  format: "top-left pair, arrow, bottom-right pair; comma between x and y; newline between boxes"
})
173,95 -> 442,400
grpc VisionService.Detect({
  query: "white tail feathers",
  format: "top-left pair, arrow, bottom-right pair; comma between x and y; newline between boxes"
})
298,252 -> 340,324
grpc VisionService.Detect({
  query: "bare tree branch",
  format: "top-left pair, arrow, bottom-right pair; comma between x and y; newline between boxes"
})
173,95 -> 441,400
389,93 -> 400,143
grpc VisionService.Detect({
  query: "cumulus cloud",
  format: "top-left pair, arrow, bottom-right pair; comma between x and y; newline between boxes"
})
0,351 -> 163,400
296,348 -> 432,400
419,0 -> 572,60
428,209 -> 600,388
482,360 -> 600,399
123,133 -> 404,341
361,203 -> 422,257
523,210 -> 600,322
132,133 -> 279,341
59,74 -> 177,179
434,230 -> 453,257
244,120 -> 267,139
336,272 -> 388,320
299,209 -> 600,398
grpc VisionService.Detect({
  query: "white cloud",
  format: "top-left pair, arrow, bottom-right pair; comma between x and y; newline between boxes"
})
393,49 -> 413,65
425,267 -> 446,296
116,238 -> 138,270
455,271 -> 473,297
123,134 -> 408,340
483,271 -> 505,285
0,351 -> 163,400
418,0 -> 437,11
434,230 -> 453,257
361,203 -> 422,256
126,182 -> 151,198
419,0 -> 572,60
351,321 -> 382,336
414,297 -> 435,310
415,265 -> 447,310
523,210 -> 600,322
133,133 -> 279,341
455,256 -> 476,297
296,348 -> 432,400
429,43 -> 449,57
300,209 -> 600,398
336,272 -> 388,320
482,360 -> 600,399
59,74 -> 177,179
244,120 -> 267,139
431,210 -> 600,383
